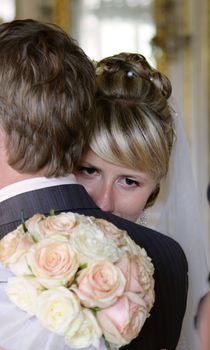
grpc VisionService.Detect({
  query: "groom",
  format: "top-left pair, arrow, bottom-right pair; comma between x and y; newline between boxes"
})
0,19 -> 188,350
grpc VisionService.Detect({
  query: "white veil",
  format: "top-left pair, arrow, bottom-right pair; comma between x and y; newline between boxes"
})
148,102 -> 209,349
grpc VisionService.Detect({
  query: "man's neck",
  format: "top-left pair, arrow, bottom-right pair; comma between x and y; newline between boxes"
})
0,173 -> 77,203
0,130 -> 43,188
0,161 -> 47,189
0,128 -> 48,188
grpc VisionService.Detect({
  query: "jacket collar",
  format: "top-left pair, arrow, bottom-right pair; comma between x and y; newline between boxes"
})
0,184 -> 97,226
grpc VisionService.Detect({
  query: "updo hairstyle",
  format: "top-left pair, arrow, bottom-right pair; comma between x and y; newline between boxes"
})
90,53 -> 175,208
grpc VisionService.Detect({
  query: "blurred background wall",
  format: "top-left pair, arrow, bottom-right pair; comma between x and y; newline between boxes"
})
0,0 -> 209,261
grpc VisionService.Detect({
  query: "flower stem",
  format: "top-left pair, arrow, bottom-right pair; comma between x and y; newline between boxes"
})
104,337 -> 112,350
21,210 -> 28,233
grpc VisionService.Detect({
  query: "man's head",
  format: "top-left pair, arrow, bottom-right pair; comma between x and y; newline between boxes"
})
0,19 -> 96,177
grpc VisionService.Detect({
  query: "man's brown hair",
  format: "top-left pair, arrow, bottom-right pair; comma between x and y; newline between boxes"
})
0,19 -> 96,176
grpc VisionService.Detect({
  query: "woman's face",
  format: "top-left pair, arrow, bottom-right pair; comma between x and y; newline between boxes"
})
74,149 -> 158,222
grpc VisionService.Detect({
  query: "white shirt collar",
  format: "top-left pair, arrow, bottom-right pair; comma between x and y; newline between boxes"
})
0,175 -> 77,203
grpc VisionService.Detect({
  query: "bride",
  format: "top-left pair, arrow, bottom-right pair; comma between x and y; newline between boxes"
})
75,52 -> 209,350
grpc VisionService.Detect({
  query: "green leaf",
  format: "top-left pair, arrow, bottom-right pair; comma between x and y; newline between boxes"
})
79,263 -> 88,270
90,307 -> 101,317
21,209 -> 28,233
49,208 -> 55,216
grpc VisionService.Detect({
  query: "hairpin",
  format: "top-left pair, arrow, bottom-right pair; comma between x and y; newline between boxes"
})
127,71 -> 134,77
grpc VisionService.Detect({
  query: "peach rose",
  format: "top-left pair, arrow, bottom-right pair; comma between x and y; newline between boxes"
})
117,253 -> 143,293
97,295 -> 148,347
118,253 -> 153,292
25,212 -> 78,241
0,227 -> 34,274
117,253 -> 155,310
0,227 -> 24,263
27,235 -> 79,288
72,261 -> 126,308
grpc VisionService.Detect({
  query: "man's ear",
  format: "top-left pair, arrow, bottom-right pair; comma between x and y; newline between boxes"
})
0,127 -> 5,149
0,127 -> 9,162
0,127 -> 6,148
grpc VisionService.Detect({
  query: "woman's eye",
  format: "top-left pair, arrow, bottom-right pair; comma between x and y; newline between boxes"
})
78,166 -> 97,176
124,177 -> 139,187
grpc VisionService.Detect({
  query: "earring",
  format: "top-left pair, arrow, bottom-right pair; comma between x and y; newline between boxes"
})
136,210 -> 148,226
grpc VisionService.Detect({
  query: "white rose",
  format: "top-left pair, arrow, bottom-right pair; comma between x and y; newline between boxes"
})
36,287 -> 83,335
65,308 -> 102,349
5,276 -> 43,315
70,223 -> 121,264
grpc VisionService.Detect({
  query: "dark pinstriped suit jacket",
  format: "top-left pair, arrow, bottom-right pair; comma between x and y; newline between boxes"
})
0,184 -> 188,350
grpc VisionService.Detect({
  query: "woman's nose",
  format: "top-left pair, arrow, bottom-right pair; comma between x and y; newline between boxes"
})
95,185 -> 114,212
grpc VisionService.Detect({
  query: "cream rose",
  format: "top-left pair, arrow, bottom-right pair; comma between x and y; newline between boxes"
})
27,235 -> 79,288
38,212 -> 77,238
65,308 -> 102,349
122,234 -> 143,256
89,217 -> 127,247
5,276 -> 44,315
70,223 -> 121,264
97,295 -> 148,347
36,287 -> 82,335
72,261 -> 126,308
24,213 -> 46,241
123,236 -> 154,271
74,213 -> 94,225
143,283 -> 155,311
136,250 -> 155,295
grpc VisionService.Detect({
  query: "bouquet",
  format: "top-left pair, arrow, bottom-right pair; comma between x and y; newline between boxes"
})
0,211 -> 155,349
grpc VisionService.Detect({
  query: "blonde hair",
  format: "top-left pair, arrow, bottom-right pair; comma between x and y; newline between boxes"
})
90,53 -> 175,206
